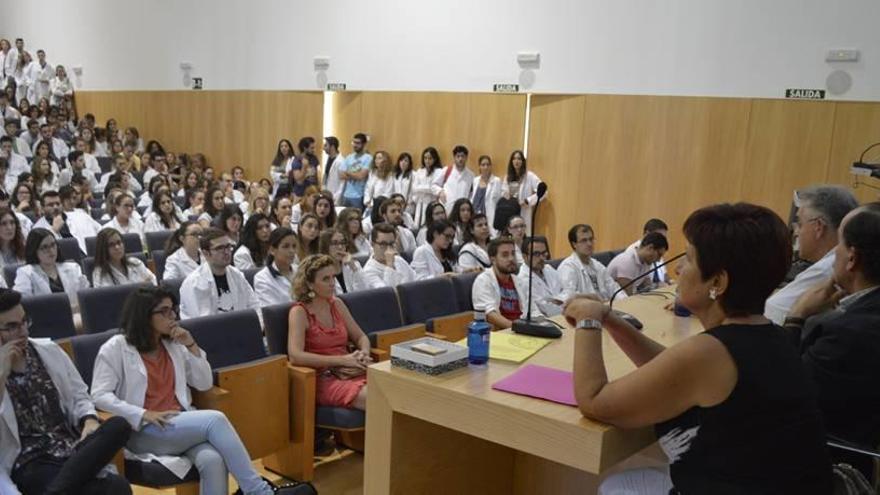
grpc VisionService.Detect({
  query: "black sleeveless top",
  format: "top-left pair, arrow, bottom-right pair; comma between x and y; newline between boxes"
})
656,323 -> 832,495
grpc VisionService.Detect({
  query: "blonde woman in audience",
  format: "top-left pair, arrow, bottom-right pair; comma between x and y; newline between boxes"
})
471,154 -> 502,235
253,227 -> 299,306
92,227 -> 156,287
162,221 -> 202,281
336,207 -> 371,257
502,150 -> 543,233
393,152 -> 416,216
290,185 -> 319,231
318,228 -> 368,294
0,207 -> 26,269
233,213 -> 271,270
503,214 -> 527,266
144,190 -> 185,232
14,228 -> 90,308
49,64 -> 73,107
295,213 -> 320,262
31,156 -> 59,194
288,254 -> 371,411
364,150 -> 396,212
243,185 -> 271,221
411,146 -> 444,226
105,192 -> 146,247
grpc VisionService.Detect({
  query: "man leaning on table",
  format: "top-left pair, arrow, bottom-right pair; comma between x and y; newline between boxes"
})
472,237 -> 541,329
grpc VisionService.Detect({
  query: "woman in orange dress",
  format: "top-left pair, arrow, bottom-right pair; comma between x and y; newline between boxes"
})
287,254 -> 372,409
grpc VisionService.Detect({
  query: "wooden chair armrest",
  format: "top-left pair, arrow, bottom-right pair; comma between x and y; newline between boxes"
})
371,348 -> 389,362
370,323 -> 428,350
429,311 -> 473,342
264,363 -> 316,481
191,386 -> 231,410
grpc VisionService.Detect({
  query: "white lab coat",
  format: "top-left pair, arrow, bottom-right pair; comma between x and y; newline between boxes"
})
335,262 -> 369,295
557,252 -> 626,303
457,242 -> 491,271
270,156 -> 295,198
502,170 -> 543,233
362,256 -> 416,289
91,334 -> 212,477
31,61 -> 53,102
10,136 -> 31,159
397,225 -> 417,256
1,48 -> 16,81
1,338 -> 103,495
411,167 -> 444,227
92,258 -> 157,287
764,249 -> 835,325
393,173 -> 415,209
162,248 -> 201,281
472,268 -> 542,319
5,152 -> 28,179
233,244 -> 263,270
364,172 -> 395,211
517,264 -> 565,317
323,155 -> 345,202
410,244 -> 454,280
179,263 -> 259,320
33,137 -> 69,163
13,262 -> 90,308
253,262 -> 297,306
442,166 -> 475,213
470,175 -> 502,235
58,167 -> 99,191
144,212 -> 183,233
352,235 -> 372,257
49,76 -> 73,106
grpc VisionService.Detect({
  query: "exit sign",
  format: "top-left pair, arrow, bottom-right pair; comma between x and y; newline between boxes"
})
493,83 -> 519,93
326,83 -> 347,91
785,88 -> 825,100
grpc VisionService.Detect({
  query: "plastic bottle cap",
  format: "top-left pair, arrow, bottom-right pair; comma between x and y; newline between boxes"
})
473,311 -> 486,320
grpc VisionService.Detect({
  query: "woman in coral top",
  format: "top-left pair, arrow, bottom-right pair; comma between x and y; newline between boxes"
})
287,254 -> 372,410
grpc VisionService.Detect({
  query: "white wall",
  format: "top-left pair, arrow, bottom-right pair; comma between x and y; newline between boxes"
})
2,0 -> 878,100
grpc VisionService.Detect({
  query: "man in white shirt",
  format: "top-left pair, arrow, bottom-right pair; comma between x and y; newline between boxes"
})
441,145 -> 474,213
179,228 -> 259,319
32,49 -> 53,102
558,224 -> 626,302
3,120 -> 31,158
0,93 -> 20,122
378,198 -> 416,255
98,154 -> 142,193
20,119 -> 40,148
60,151 -> 100,190
33,123 -> 69,161
322,136 -> 345,202
607,232 -> 668,295
362,222 -> 416,289
0,136 -> 28,181
517,235 -> 565,317
765,185 -> 858,325
472,238 -> 541,329
628,218 -> 671,283
32,190 -> 103,254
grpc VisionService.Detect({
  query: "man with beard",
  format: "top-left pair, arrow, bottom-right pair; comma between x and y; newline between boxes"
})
472,238 -> 542,329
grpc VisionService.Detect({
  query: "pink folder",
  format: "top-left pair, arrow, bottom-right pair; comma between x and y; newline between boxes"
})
491,364 -> 578,406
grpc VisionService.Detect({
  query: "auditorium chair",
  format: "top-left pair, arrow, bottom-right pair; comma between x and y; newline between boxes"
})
57,237 -> 85,262
242,267 -> 260,288
96,156 -> 113,174
90,207 -> 105,222
339,287 -> 438,352
152,249 -> 167,281
21,292 -> 77,339
185,309 -> 306,480
79,283 -> 145,333
547,257 -> 564,269
396,277 -> 473,341
86,233 -> 143,257
451,271 -> 480,312
593,249 -> 623,267
161,277 -> 185,305
145,230 -> 174,253
3,263 -> 20,287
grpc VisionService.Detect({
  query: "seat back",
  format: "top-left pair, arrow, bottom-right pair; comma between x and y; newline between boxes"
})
145,230 -> 174,253
185,309 -> 266,369
338,287 -> 403,335
70,329 -> 119,389
547,258 -> 564,269
451,271 -> 480,312
3,263 -> 21,287
57,237 -> 84,262
90,207 -> 105,221
396,278 -> 460,324
79,283 -> 144,333
594,249 -> 623,267
152,250 -> 167,281
160,277 -> 184,304
21,293 -> 77,339
86,233 -> 144,257
82,252 -> 147,285
263,302 -> 292,355
242,268 -> 260,288
96,156 -> 113,174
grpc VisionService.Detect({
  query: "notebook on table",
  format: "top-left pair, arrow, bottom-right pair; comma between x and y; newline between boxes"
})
491,364 -> 577,406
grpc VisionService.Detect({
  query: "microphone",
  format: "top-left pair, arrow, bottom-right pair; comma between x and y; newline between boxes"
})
609,251 -> 686,310
512,182 -> 562,339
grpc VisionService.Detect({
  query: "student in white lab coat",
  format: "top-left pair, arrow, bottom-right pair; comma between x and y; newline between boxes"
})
362,222 -> 416,289
411,220 -> 457,280
321,136 -> 345,202
178,228 -> 258,320
415,201 -> 447,247
318,228 -> 368,295
13,228 -> 90,309
31,50 -> 53,103
0,208 -> 26,270
411,147 -> 444,227
448,197 -> 474,246
162,221 -> 202,281
363,150 -> 396,213
457,213 -> 492,272
336,207 -> 372,257
470,154 -> 503,236
376,199 -> 416,256
253,227 -> 299,306
144,191 -> 186,233
91,228 -> 156,287
49,65 -> 74,106
90,285 -> 298,495
393,152 -> 416,216
104,192 -> 146,248
502,150 -> 544,234
233,213 -> 271,270
32,189 -> 102,255
557,223 -> 625,303
471,238 -> 542,330
440,145 -> 475,214
516,235 -> 565,317
269,138 -> 296,198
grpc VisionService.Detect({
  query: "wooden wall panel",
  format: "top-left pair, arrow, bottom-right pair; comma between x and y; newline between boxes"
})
826,102 -> 880,204
75,91 -> 323,182
740,99 -> 836,215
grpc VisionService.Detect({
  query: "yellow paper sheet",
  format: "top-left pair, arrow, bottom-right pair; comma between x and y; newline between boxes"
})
456,333 -> 552,363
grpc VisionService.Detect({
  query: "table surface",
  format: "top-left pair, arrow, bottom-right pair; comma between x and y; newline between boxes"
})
366,286 -> 705,474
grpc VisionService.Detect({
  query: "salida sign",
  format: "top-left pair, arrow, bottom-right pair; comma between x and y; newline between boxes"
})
785,88 -> 825,100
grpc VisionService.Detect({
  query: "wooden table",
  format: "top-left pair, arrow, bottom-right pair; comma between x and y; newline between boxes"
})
364,288 -> 703,494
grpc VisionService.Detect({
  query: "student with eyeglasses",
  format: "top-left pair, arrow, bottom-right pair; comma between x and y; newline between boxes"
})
517,236 -> 565,317
92,227 -> 157,287
0,288 -> 133,495
362,222 -> 416,289
411,220 -> 458,280
105,191 -> 146,250
178,227 -> 258,320
13,228 -> 90,309
318,229 -> 368,294
91,286 -> 302,495
557,223 -> 624,303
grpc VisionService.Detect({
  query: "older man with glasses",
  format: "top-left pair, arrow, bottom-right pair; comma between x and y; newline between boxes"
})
178,227 -> 258,320
0,288 -> 132,495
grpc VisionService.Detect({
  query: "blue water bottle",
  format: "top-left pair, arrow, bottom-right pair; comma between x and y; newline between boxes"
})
467,311 -> 491,365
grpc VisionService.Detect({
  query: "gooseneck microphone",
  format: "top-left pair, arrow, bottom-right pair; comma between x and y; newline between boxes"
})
609,252 -> 686,310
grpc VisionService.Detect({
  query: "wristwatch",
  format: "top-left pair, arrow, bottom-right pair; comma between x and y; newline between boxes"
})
576,319 -> 603,331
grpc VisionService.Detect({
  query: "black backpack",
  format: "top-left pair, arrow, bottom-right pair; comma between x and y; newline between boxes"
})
493,197 -> 521,232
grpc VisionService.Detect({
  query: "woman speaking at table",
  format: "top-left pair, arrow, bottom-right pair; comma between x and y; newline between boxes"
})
564,202 -> 832,494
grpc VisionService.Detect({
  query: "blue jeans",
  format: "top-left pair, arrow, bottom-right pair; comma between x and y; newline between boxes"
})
339,196 -> 364,211
126,410 -> 272,495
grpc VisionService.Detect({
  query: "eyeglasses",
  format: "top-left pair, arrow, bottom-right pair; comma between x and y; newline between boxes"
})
209,243 -> 235,252
38,242 -> 57,253
151,306 -> 178,319
529,250 -> 548,258
442,232 -> 455,240
0,317 -> 32,333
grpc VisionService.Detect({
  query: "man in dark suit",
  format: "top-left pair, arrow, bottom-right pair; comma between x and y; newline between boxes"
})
786,202 -> 880,479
